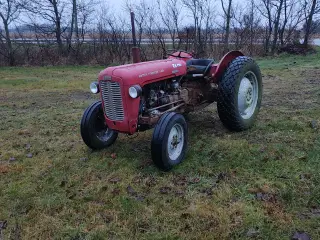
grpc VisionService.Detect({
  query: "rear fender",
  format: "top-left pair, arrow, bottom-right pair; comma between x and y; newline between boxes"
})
210,51 -> 244,83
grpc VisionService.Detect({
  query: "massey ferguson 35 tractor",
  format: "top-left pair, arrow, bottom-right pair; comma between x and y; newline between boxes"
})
81,50 -> 262,171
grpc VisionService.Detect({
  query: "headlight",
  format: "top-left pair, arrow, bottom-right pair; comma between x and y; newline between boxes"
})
128,85 -> 142,98
90,82 -> 99,94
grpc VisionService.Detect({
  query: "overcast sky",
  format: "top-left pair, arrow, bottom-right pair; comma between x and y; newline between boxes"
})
2,0 -> 313,30
4,0 -> 259,29
5,0 -> 298,29
108,0 -> 127,12
99,0 -> 225,26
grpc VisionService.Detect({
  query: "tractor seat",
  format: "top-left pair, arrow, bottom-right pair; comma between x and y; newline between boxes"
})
186,59 -> 214,75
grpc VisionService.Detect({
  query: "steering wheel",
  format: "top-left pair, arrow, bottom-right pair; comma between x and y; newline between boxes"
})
167,49 -> 193,58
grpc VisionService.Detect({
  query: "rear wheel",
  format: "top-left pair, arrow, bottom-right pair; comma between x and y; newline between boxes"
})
217,56 -> 262,131
151,112 -> 188,171
81,101 -> 118,150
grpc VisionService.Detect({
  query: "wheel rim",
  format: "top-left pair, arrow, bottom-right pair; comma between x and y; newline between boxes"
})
95,111 -> 114,142
238,71 -> 259,120
167,123 -> 184,161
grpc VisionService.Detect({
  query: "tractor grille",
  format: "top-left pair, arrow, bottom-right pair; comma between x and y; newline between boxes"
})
100,80 -> 124,121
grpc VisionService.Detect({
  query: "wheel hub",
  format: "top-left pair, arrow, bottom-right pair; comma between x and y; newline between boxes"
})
246,87 -> 253,105
167,124 -> 184,161
238,72 -> 259,120
171,135 -> 180,149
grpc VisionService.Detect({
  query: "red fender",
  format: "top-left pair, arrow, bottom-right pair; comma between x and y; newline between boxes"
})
210,50 -> 244,83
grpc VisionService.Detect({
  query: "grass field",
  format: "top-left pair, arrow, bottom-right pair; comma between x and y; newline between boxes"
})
0,52 -> 319,239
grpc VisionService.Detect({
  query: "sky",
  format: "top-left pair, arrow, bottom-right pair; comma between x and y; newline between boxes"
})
3,0 -> 309,30
98,0 -> 225,26
1,0 -> 259,29
108,0 -> 127,12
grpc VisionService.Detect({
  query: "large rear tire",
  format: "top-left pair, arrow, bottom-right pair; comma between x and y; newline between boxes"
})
217,56 -> 262,131
81,101 -> 118,150
151,112 -> 188,171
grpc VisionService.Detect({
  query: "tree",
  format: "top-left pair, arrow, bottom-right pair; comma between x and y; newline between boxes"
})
303,19 -> 320,34
182,0 -> 210,55
68,0 -> 95,57
221,0 -> 233,53
67,0 -> 78,52
258,0 -> 273,53
303,0 -> 319,47
201,2 -> 216,56
271,0 -> 284,54
0,0 -> 23,65
158,0 -> 183,49
278,0 -> 305,46
25,0 -> 68,53
257,0 -> 286,54
126,0 -> 152,47
233,0 -> 262,55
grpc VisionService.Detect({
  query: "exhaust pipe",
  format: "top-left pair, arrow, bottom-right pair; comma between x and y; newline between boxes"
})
130,11 -> 141,63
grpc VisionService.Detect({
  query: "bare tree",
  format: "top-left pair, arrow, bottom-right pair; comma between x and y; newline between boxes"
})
0,0 -> 23,65
233,0 -> 262,55
143,2 -> 166,59
67,0 -> 78,52
1,0 -> 319,66
25,0 -> 69,53
257,0 -> 307,53
201,2 -> 216,56
279,0 -> 290,46
303,0 -> 319,47
257,0 -> 283,54
270,0 -> 284,54
262,0 -> 273,53
158,0 -> 183,49
126,0 -> 152,47
182,0 -> 210,55
278,0 -> 305,46
69,0 -> 95,58
221,0 -> 233,53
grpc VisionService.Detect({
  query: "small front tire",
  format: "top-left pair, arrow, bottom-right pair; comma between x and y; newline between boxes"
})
81,101 -> 118,150
151,112 -> 188,171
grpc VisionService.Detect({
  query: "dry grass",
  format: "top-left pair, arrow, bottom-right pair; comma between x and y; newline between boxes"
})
0,52 -> 320,239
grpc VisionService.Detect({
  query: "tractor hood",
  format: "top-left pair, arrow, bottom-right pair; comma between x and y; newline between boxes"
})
98,59 -> 187,86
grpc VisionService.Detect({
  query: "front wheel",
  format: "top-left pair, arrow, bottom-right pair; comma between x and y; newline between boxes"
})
151,112 -> 188,171
217,56 -> 262,131
81,101 -> 118,150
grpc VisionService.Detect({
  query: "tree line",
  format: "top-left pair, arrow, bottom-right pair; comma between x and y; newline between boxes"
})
0,0 -> 319,66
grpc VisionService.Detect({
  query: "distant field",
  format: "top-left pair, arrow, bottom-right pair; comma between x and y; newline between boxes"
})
0,51 -> 319,239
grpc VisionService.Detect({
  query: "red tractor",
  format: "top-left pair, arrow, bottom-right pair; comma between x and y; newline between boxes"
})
81,50 -> 262,171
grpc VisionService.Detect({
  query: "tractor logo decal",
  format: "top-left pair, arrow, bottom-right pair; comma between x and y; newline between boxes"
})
139,69 -> 164,78
172,63 -> 182,68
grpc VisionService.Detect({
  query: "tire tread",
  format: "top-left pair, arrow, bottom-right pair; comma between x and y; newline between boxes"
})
217,56 -> 262,131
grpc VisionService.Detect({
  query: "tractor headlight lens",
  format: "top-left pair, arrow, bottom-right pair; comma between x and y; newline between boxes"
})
90,82 -> 99,94
128,85 -> 142,98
